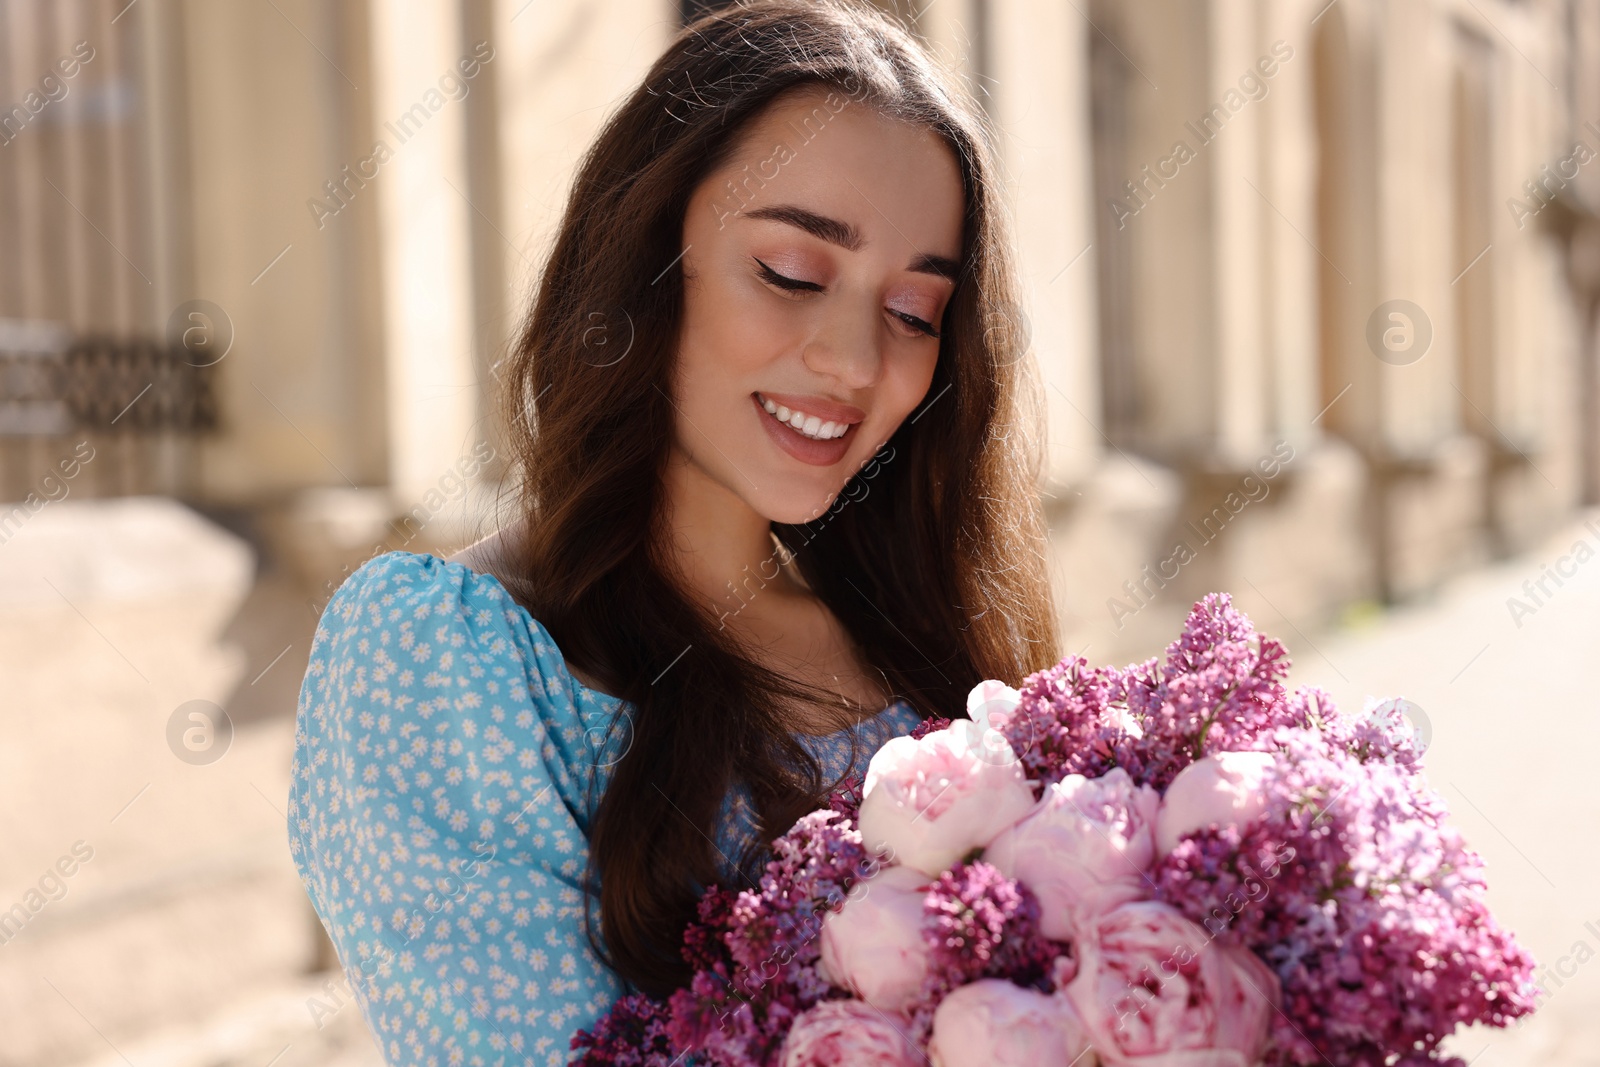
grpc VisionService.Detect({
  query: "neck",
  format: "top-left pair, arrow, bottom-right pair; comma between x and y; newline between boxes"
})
660,446 -> 808,627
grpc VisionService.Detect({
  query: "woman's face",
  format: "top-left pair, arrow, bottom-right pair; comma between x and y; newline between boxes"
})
672,84 -> 965,525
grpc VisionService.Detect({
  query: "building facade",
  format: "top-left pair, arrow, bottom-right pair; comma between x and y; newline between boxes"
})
1,0 -> 1596,659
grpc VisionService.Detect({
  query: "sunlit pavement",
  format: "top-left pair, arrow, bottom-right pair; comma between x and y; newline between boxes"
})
0,497 -> 381,1067
1,498 -> 1594,1065
1283,508 -> 1600,1067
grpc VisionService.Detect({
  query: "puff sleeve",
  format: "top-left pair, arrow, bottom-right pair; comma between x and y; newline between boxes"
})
287,551 -> 628,1066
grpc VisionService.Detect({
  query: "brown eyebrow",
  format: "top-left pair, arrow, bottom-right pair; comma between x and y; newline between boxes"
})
741,204 -> 961,281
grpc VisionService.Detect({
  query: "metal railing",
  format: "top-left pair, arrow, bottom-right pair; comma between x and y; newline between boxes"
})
0,318 -> 217,502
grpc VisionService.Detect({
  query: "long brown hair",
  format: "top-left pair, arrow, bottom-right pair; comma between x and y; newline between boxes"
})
491,0 -> 1061,996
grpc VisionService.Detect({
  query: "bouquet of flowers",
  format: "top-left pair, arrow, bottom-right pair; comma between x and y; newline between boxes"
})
573,594 -> 1538,1066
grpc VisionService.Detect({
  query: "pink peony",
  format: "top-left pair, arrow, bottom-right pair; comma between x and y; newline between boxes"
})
818,865 -> 932,1011
984,768 -> 1161,940
966,678 -> 1023,729
858,719 -> 1037,876
1154,751 -> 1275,857
1065,901 -> 1278,1066
928,978 -> 1095,1067
778,999 -> 922,1067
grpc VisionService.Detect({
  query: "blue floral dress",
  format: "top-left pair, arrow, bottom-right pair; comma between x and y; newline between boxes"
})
286,550 -> 921,1066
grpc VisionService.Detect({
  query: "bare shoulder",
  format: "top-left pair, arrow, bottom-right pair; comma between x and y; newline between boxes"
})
446,518 -> 524,576
445,530 -> 500,574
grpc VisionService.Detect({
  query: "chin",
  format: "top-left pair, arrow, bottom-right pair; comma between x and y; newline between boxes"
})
760,484 -> 852,526
764,501 -> 834,527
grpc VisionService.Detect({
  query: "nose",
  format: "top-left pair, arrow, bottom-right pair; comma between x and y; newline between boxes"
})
801,300 -> 883,390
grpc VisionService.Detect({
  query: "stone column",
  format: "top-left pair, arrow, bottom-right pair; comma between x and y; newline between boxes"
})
983,0 -> 1101,488
368,0 -> 479,507
1206,0 -> 1267,464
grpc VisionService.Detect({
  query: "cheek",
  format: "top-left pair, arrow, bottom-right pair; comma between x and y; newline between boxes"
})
881,347 -> 940,423
679,265 -> 800,390
839,348 -> 936,465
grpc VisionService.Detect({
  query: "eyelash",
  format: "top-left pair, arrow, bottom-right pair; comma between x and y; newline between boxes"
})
752,257 -> 942,339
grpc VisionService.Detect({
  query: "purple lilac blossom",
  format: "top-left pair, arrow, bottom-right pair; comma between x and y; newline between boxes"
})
905,859 -> 1067,1039
660,808 -> 876,1066
1151,726 -> 1538,1063
568,992 -> 680,1066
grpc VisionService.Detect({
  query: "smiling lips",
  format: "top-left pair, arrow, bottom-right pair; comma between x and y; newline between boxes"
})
754,391 -> 864,439
752,391 -> 862,466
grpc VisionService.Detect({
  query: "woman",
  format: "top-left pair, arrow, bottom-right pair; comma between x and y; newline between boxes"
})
287,0 -> 1060,1061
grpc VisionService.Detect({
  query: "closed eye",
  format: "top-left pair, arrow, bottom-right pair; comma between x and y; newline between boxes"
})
895,311 -> 940,339
753,257 -> 822,293
754,257 -> 942,339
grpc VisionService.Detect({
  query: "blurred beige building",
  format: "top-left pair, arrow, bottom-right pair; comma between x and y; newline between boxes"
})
2,0 -> 1598,655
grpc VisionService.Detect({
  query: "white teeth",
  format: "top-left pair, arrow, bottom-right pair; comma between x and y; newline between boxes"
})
796,421 -> 848,440
757,394 -> 852,440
